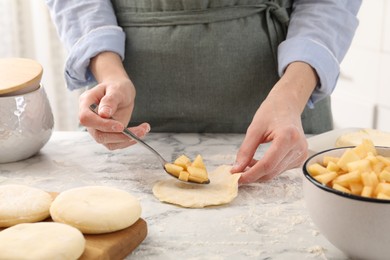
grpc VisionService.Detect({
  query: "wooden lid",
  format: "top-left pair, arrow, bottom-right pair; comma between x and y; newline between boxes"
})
0,58 -> 43,95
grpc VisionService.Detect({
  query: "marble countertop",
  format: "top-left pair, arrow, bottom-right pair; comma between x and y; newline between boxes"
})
0,131 -> 348,259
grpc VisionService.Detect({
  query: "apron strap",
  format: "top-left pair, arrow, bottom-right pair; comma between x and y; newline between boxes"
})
116,4 -> 289,27
116,2 -> 290,63
264,2 -> 290,62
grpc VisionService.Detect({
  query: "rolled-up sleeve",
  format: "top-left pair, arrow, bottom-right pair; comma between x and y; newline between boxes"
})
46,0 -> 125,90
278,0 -> 362,107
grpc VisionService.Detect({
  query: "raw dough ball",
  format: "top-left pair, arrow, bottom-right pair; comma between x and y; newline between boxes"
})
0,184 -> 52,227
336,128 -> 390,147
153,165 -> 241,208
50,186 -> 141,234
0,222 -> 85,260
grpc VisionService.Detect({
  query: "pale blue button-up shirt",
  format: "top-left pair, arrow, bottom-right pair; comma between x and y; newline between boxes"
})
46,0 -> 361,107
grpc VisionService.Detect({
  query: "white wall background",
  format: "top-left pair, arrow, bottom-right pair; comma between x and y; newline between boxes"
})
0,0 -> 389,132
331,0 -> 390,132
0,0 -> 82,131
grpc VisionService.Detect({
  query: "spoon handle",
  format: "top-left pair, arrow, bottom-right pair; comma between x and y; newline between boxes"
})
89,104 -> 168,166
122,128 -> 168,166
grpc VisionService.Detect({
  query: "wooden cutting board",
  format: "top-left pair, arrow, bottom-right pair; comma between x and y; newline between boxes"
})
49,192 -> 148,260
80,218 -> 147,260
0,218 -> 147,260
0,192 -> 148,260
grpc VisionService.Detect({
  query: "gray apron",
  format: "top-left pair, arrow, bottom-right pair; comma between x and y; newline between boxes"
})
110,0 -> 333,134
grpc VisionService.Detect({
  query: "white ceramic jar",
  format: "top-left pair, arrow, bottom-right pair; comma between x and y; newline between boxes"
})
0,58 -> 54,163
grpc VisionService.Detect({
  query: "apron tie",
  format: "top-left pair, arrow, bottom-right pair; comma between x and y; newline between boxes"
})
115,3 -> 290,27
264,1 -> 290,63
116,2 -> 290,64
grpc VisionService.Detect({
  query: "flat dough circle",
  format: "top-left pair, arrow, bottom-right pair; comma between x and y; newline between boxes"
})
0,222 -> 85,260
336,128 -> 390,147
50,186 -> 141,234
0,184 -> 52,227
153,165 -> 241,208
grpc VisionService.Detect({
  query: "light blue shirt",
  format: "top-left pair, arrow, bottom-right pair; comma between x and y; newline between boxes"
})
46,0 -> 361,107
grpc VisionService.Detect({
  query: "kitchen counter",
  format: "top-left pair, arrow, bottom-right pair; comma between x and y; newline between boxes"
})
0,131 -> 347,259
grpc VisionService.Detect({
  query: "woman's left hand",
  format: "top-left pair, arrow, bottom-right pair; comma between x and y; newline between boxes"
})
231,94 -> 308,183
231,61 -> 318,183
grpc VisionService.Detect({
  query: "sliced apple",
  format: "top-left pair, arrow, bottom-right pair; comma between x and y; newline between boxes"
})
174,155 -> 192,170
191,154 -> 206,169
164,163 -> 183,177
178,171 -> 190,182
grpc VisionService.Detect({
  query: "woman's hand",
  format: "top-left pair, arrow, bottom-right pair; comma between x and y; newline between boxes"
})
78,52 -> 150,150
231,62 -> 318,183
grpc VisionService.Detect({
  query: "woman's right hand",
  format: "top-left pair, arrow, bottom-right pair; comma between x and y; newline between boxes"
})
78,52 -> 150,150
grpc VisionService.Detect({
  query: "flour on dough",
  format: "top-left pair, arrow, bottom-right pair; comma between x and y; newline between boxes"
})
153,165 -> 241,208
50,186 -> 141,234
0,222 -> 85,260
0,184 -> 52,227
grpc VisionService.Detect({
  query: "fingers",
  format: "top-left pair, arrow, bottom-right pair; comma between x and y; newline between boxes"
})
87,128 -> 135,150
79,80 -> 136,132
88,123 -> 151,150
97,86 -> 125,118
239,146 -> 307,184
77,76 -> 140,151
79,83 -> 106,114
236,126 -> 308,184
81,112 -> 124,133
256,149 -> 307,182
79,85 -> 124,132
238,141 -> 288,184
231,127 -> 263,173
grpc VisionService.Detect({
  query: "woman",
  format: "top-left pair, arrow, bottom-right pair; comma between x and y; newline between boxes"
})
46,0 -> 361,183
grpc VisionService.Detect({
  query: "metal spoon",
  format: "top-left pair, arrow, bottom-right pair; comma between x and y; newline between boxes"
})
89,104 -> 210,184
